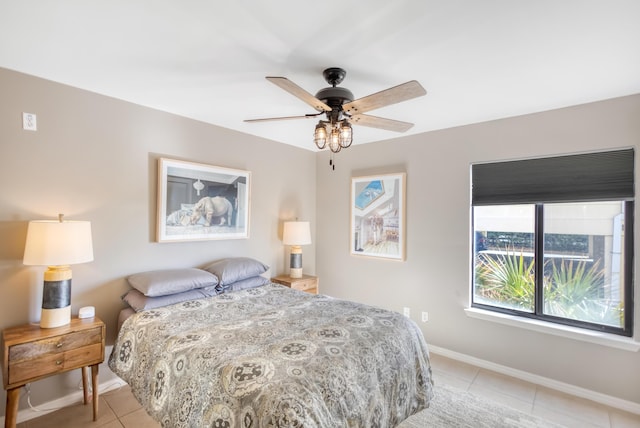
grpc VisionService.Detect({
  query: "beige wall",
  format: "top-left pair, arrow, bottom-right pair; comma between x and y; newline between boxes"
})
0,67 -> 316,414
316,94 -> 640,406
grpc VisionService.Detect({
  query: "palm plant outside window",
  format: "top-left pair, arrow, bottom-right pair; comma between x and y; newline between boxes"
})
471,150 -> 634,336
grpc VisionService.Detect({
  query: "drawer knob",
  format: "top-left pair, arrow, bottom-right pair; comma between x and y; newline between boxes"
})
56,360 -> 63,365
56,343 -> 63,348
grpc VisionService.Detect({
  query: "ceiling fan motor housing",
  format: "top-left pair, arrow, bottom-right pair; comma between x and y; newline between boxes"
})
315,87 -> 353,122
315,86 -> 354,106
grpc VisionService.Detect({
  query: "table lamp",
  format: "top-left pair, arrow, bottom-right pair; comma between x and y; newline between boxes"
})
283,221 -> 311,278
23,214 -> 94,328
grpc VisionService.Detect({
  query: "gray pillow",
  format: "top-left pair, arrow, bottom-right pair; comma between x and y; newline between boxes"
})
122,288 -> 210,312
127,268 -> 218,297
225,275 -> 271,292
203,257 -> 269,285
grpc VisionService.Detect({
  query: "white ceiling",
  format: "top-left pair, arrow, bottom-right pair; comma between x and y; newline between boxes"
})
2,1 -> 639,151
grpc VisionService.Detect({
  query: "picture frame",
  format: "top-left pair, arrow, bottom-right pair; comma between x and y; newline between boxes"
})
157,158 -> 250,242
350,173 -> 406,260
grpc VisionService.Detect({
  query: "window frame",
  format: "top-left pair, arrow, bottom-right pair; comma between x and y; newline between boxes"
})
471,201 -> 634,337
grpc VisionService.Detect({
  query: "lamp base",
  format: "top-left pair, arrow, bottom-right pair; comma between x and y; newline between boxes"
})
40,306 -> 71,329
289,245 -> 303,279
41,265 -> 72,329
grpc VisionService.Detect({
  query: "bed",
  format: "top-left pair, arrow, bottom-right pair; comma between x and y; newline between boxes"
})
109,260 -> 433,427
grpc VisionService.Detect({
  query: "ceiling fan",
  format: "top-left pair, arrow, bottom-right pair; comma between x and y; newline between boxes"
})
245,67 -> 427,168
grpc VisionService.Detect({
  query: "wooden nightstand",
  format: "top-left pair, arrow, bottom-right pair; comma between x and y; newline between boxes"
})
1,317 -> 105,428
271,274 -> 319,295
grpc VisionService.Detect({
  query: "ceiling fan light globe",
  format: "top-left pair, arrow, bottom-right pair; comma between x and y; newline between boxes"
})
314,123 -> 327,149
330,127 -> 340,142
329,128 -> 342,153
339,121 -> 353,148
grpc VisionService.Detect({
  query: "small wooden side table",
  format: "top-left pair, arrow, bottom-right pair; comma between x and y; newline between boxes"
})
271,274 -> 319,295
2,317 -> 105,428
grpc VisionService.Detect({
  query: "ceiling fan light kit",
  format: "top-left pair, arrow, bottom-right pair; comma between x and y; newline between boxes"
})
313,119 -> 352,152
245,67 -> 426,169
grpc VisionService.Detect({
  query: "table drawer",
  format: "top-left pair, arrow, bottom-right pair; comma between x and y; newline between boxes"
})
290,278 -> 317,291
9,327 -> 102,362
8,343 -> 103,385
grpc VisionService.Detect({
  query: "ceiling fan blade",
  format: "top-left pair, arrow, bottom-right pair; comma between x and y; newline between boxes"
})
244,113 -> 321,123
348,114 -> 414,133
266,76 -> 332,112
342,80 -> 426,115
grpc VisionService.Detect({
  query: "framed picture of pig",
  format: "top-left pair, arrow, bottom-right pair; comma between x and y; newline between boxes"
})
157,158 -> 251,242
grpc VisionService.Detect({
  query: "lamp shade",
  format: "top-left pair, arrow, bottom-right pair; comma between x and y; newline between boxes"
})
283,221 -> 311,246
24,220 -> 94,266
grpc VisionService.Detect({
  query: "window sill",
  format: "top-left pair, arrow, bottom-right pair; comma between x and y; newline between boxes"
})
464,307 -> 640,352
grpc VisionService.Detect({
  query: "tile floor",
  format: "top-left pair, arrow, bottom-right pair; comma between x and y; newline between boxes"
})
428,353 -> 640,428
16,353 -> 640,427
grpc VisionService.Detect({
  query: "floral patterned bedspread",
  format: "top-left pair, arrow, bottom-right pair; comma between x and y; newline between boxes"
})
109,283 -> 433,427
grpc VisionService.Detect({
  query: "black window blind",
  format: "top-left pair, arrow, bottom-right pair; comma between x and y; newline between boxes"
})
472,149 -> 635,205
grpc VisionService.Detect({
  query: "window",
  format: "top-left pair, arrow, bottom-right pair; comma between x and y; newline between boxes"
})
471,149 -> 634,336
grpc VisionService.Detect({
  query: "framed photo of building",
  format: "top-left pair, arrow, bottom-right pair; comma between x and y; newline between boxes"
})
350,173 -> 406,260
157,158 -> 250,242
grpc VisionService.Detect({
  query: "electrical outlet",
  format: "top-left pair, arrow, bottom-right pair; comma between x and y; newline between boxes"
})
421,311 -> 429,322
22,112 -> 37,131
403,307 -> 410,317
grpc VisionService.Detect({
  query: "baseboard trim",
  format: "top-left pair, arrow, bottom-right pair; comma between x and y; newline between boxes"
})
0,377 -> 127,425
429,345 -> 640,415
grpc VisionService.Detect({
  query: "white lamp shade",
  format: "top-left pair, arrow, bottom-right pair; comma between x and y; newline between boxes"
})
283,221 -> 311,246
23,220 -> 94,266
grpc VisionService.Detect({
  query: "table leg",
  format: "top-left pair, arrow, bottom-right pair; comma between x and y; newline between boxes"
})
81,366 -> 89,405
91,364 -> 99,421
5,387 -> 20,428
